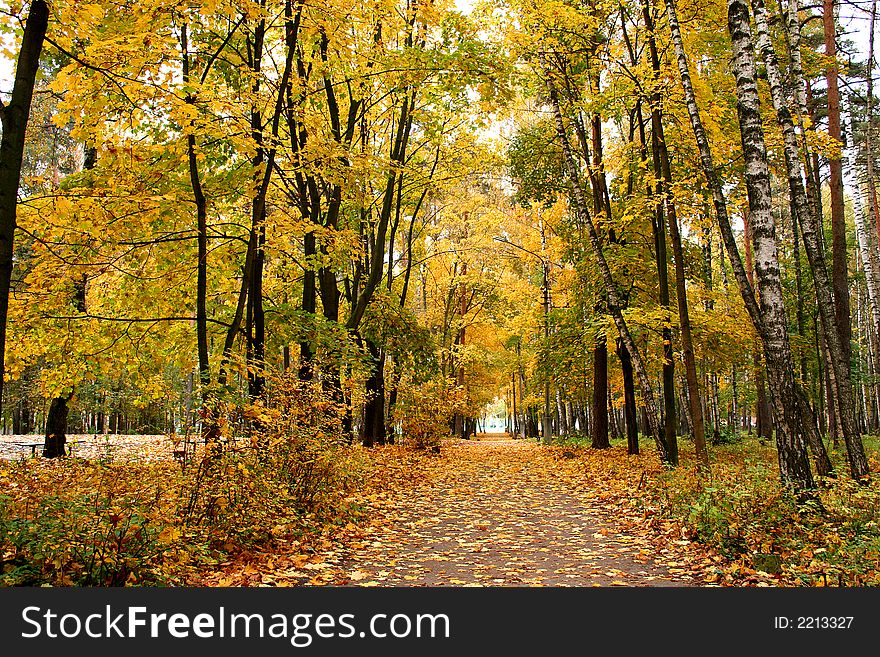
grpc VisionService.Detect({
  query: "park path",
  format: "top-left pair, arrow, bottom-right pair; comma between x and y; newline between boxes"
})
329,436 -> 699,587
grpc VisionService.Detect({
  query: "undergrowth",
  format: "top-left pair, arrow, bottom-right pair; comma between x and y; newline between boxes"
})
0,376 -> 365,586
646,435 -> 880,586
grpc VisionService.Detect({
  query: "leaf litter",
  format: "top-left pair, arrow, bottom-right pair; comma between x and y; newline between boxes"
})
202,437 -> 714,587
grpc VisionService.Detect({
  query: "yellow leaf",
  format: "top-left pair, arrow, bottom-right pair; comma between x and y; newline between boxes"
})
158,527 -> 181,544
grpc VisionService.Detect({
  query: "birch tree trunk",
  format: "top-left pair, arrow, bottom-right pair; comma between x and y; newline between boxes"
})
867,0 -> 880,245
726,0 -> 819,488
849,135 -> 880,354
663,0 -> 815,489
753,0 -> 868,479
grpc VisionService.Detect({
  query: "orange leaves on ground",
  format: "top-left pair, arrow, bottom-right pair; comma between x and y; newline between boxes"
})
248,437 -> 704,587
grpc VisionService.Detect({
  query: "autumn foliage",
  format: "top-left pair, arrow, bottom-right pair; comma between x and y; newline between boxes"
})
393,377 -> 467,449
0,376 -> 364,586
1,0 -> 880,591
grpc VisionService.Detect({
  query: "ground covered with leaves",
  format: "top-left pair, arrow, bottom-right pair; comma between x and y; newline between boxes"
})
204,436 -> 698,587
1,432 -> 878,587
191,434 -> 880,588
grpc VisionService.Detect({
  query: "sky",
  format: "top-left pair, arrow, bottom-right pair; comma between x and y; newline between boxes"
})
840,0 -> 875,56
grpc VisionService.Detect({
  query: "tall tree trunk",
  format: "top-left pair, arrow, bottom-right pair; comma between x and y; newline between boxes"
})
823,0 -> 853,369
644,0 -> 707,468
181,26 -> 211,398
664,0 -> 814,489
643,0 -> 681,468
649,145 -> 678,464
591,336 -> 610,448
754,0 -> 864,478
781,0 -> 823,226
542,60 -> 670,463
850,135 -> 880,367
726,0 -> 819,488
0,1 -> 49,417
617,337 -> 640,454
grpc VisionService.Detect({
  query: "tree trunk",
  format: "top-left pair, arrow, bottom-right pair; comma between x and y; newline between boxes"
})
867,0 -> 880,247
556,388 -> 568,436
665,0 -> 814,489
248,222 -> 266,399
725,0 -> 818,488
542,60 -> 669,463
743,210 -> 773,441
753,0 -> 864,478
823,0 -> 852,369
454,260 -> 468,440
641,1 -> 708,467
181,26 -> 211,398
792,207 -> 809,383
643,0 -> 682,467
617,337 -> 640,454
361,340 -> 386,447
650,164 -> 678,463
43,394 -> 71,459
299,231 -> 317,380
591,337 -> 610,448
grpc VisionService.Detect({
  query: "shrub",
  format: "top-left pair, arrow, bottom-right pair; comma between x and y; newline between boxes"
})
0,372 -> 366,586
0,460 -> 180,586
177,373 -> 365,550
649,437 -> 880,586
393,377 -> 466,448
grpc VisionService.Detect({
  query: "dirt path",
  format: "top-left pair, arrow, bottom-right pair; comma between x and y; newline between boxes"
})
331,437 -> 699,587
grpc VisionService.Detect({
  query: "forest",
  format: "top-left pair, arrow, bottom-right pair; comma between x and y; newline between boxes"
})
0,0 -> 878,588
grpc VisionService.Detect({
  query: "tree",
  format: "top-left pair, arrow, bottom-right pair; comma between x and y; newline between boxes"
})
663,0 -> 815,489
751,0 -> 862,478
541,57 -> 670,464
0,0 -> 49,417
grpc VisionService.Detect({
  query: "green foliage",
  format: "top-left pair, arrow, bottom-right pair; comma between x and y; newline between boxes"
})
361,293 -> 439,381
507,118 -> 566,208
650,437 -> 880,585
